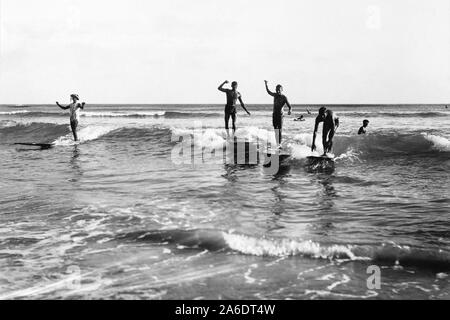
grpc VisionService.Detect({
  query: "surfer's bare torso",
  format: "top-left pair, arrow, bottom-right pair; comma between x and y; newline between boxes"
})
225,89 -> 241,114
272,94 -> 289,115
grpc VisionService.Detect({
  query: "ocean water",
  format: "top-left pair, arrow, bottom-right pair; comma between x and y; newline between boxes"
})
0,103 -> 449,300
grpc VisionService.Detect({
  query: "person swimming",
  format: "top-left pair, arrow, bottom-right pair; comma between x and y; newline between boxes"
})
311,107 -> 339,155
218,80 -> 250,138
358,119 -> 369,134
56,94 -> 85,141
294,108 -> 311,121
264,80 -> 292,148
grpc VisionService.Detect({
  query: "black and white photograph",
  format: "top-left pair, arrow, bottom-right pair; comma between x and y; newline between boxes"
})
0,0 -> 449,306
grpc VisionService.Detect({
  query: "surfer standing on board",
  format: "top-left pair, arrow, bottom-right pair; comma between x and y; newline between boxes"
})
218,80 -> 250,138
56,94 -> 85,141
311,107 -> 339,155
264,80 -> 292,148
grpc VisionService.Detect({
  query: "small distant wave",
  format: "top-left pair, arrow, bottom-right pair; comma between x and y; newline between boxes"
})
116,229 -> 450,270
338,111 -> 449,118
81,111 -> 165,118
81,111 -> 220,119
164,111 -> 221,118
0,110 -> 221,119
0,110 -> 31,115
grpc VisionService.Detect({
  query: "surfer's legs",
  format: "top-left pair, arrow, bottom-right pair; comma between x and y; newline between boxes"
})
224,112 -> 230,137
70,119 -> 78,141
322,129 -> 335,153
322,129 -> 329,153
326,130 -> 335,153
273,128 -> 282,147
277,129 -> 283,146
231,113 -> 236,134
273,113 -> 283,147
225,112 -> 236,137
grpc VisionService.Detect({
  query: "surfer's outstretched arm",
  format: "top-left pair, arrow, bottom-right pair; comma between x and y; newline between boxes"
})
264,80 -> 275,97
285,97 -> 292,115
238,96 -> 250,115
218,80 -> 228,92
56,102 -> 70,110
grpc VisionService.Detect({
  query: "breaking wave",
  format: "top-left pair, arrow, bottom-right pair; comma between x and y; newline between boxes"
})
116,229 -> 450,270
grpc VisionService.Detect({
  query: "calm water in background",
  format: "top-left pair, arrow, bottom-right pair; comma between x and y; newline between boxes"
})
0,104 -> 449,299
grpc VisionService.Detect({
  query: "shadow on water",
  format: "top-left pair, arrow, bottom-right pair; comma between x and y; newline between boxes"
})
221,163 -> 258,182
304,160 -> 339,234
69,145 -> 83,182
270,177 -> 288,216
221,164 -> 239,182
310,169 -> 337,208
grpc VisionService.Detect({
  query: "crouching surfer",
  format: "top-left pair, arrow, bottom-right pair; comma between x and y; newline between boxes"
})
56,94 -> 85,141
311,107 -> 339,156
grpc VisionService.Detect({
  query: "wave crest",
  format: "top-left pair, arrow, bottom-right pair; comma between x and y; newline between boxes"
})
116,228 -> 450,270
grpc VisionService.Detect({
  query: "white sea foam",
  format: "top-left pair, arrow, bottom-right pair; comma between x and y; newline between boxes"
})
287,143 -> 312,159
0,110 -> 30,115
222,232 -> 358,259
423,134 -> 450,152
53,125 -> 117,145
334,148 -> 361,162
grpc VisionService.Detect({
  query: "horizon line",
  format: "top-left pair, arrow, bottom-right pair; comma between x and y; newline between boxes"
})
1,103 -> 449,106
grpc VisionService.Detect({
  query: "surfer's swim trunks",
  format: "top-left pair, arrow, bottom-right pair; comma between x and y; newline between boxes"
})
272,113 -> 283,129
225,104 -> 237,114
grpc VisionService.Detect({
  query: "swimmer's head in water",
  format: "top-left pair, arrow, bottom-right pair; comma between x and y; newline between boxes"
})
276,85 -> 283,94
363,119 -> 369,126
318,107 -> 327,115
70,94 -> 79,102
231,81 -> 238,89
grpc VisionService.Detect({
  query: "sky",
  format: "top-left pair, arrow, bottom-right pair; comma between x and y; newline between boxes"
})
0,0 -> 449,104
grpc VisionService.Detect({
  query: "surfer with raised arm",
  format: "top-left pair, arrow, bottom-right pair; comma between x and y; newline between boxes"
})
56,94 -> 85,141
311,107 -> 339,155
264,80 -> 292,148
218,80 -> 250,138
